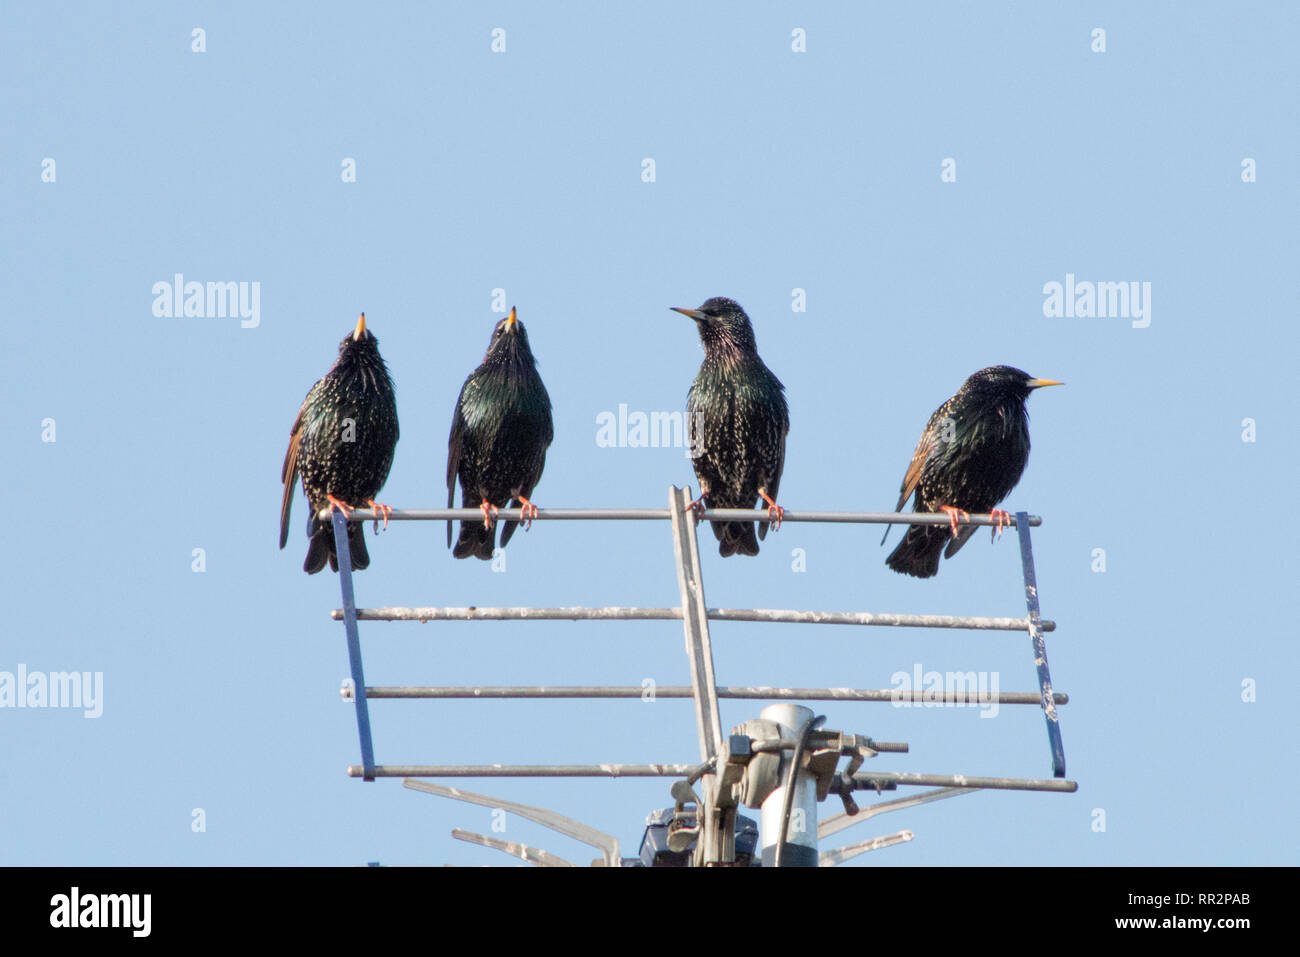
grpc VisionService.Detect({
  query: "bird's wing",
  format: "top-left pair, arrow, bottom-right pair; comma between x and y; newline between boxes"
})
539,388 -> 555,446
500,400 -> 554,549
880,422 -> 937,547
756,423 -> 786,542
528,403 -> 554,492
766,389 -> 787,503
769,424 -> 786,503
759,389 -> 787,490
446,391 -> 467,547
279,404 -> 305,549
895,426 -> 935,512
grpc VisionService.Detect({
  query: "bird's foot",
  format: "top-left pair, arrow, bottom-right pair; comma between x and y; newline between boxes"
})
366,500 -> 393,533
327,494 -> 355,519
478,499 -> 500,530
759,490 -> 785,531
989,508 -> 1012,541
939,505 -> 970,538
515,495 -> 540,531
687,492 -> 708,523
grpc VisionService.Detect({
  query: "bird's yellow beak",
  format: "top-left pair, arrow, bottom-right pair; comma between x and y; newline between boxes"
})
671,307 -> 706,321
506,306 -> 517,329
1027,378 -> 1063,388
353,312 -> 366,341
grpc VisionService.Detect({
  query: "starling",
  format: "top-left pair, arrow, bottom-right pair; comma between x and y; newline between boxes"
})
673,297 -> 789,557
446,307 -> 554,560
279,313 -> 399,574
884,366 -> 1061,578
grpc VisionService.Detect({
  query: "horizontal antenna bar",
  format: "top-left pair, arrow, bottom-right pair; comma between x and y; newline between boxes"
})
847,771 -> 1077,793
752,736 -> 909,754
450,828 -> 576,868
331,606 -> 1055,632
351,765 -> 1078,792
352,686 -> 1068,705
348,764 -> 694,778
319,506 -> 1042,528
820,830 -> 914,866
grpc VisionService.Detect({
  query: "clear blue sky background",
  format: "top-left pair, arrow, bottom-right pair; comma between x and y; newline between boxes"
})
3,3 -> 1296,866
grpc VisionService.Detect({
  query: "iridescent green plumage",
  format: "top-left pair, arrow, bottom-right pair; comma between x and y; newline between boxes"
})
885,366 -> 1060,578
280,314 -> 399,574
446,308 -> 553,560
675,297 -> 789,557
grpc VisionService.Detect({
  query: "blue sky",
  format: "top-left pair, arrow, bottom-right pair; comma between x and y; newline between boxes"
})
2,3 -> 1296,866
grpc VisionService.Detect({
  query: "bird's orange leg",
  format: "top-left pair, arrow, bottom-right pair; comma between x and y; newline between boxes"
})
989,508 -> 1012,541
327,494 -> 354,519
939,505 -> 970,538
366,499 -> 393,533
479,498 -> 499,530
687,487 -> 708,522
515,495 -> 540,531
759,490 -> 785,531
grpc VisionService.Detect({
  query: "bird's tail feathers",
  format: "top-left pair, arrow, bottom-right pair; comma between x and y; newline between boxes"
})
885,525 -> 946,579
305,519 -> 370,575
453,520 -> 495,561
715,521 -> 760,558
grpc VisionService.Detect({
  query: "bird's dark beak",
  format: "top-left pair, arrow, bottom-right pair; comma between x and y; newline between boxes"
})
353,312 -> 366,341
505,306 -> 517,330
671,307 -> 706,321
1027,378 -> 1064,389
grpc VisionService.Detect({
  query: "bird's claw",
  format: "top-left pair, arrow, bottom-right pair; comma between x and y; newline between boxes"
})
516,496 -> 540,531
939,505 -> 970,538
367,500 -> 393,533
687,494 -> 708,523
479,500 -> 499,530
759,492 -> 784,531
327,495 -> 354,519
989,508 -> 1012,541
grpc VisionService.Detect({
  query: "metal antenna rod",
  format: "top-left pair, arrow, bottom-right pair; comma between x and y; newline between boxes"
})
332,606 -> 1055,632
667,486 -> 729,865
820,830 -> 914,866
331,508 -> 375,782
1016,511 -> 1066,778
323,489 -> 1074,864
358,686 -> 1068,705
450,829 -> 576,867
320,506 -> 1043,528
403,779 -> 621,867
819,787 -> 976,840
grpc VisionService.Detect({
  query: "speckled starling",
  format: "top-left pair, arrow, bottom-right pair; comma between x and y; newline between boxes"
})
279,313 -> 399,574
673,297 -> 789,557
446,307 -> 554,560
884,366 -> 1061,578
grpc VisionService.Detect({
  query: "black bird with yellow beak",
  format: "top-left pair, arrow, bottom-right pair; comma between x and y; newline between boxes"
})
884,365 -> 1062,578
446,307 -> 554,560
280,312 -> 399,574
